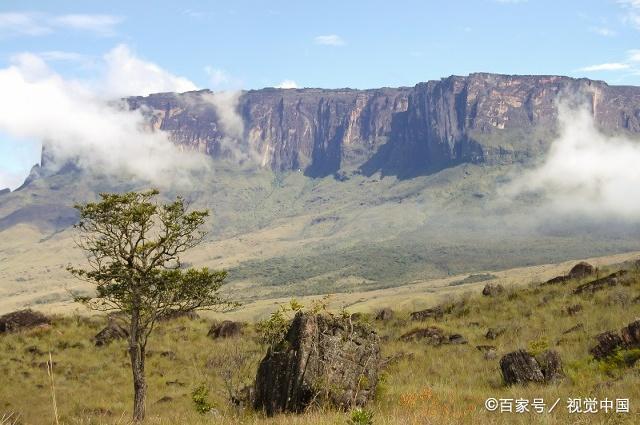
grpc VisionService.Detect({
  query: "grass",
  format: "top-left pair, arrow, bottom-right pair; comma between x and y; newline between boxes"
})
1,265 -> 640,424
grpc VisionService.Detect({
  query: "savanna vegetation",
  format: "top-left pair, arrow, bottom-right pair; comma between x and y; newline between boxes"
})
1,262 -> 639,424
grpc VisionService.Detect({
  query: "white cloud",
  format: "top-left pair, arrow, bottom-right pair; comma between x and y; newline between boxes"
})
103,45 -> 198,97
506,101 -> 640,219
579,62 -> 631,72
52,14 -> 122,36
0,46 -> 210,188
275,80 -> 298,89
0,12 -> 122,38
618,0 -> 640,29
314,34 -> 345,46
0,12 -> 50,36
589,26 -> 616,37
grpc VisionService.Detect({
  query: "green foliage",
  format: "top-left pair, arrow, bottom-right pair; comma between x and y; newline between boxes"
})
191,384 -> 215,414
347,408 -> 374,425
68,190 -> 233,338
527,337 -> 549,356
599,349 -> 640,376
255,299 -> 304,348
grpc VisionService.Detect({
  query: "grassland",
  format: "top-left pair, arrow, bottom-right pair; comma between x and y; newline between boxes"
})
1,260 -> 639,424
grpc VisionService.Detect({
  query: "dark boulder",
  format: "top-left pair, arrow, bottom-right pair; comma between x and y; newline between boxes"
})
485,327 -> 506,340
253,312 -> 380,416
544,275 -> 568,285
536,350 -> 564,382
400,327 -> 446,344
591,320 -> 640,359
374,308 -> 394,321
482,283 -> 504,297
476,345 -> 497,360
0,309 -> 50,333
500,350 -> 545,385
95,321 -> 129,346
590,331 -> 625,360
448,334 -> 468,344
500,349 -> 562,385
208,320 -> 243,339
574,270 -> 628,294
621,320 -> 640,346
567,262 -> 596,279
410,307 -> 444,321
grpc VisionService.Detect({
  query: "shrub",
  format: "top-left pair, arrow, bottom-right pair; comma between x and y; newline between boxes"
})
191,384 -> 215,414
348,408 -> 374,425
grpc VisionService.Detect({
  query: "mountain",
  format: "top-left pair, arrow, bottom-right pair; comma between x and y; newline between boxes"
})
127,73 -> 640,178
2,73 -> 640,313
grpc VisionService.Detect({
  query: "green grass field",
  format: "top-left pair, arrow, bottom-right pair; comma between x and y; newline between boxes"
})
1,262 -> 639,424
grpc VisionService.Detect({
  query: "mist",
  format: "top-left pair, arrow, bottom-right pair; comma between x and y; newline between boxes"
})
505,100 -> 640,221
0,45 -> 212,189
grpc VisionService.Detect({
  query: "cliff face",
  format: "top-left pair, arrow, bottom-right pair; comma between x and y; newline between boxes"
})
125,73 -> 640,178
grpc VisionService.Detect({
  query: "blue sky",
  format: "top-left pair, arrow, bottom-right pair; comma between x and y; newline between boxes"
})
1,0 -> 640,188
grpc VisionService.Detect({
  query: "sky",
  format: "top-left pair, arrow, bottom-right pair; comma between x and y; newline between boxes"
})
1,0 -> 640,189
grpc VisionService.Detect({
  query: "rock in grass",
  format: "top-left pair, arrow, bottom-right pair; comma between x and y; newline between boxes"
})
590,319 -> 640,359
410,307 -> 444,321
485,327 -> 506,340
375,308 -> 394,321
500,349 -> 564,385
208,320 -> 243,339
253,312 -> 380,416
574,270 -> 628,294
536,350 -> 564,382
0,309 -> 50,333
482,283 -> 504,297
567,262 -> 596,279
95,321 -> 129,346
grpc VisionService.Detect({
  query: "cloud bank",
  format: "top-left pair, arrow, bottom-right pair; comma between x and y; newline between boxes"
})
0,45 -> 210,189
506,101 -> 640,219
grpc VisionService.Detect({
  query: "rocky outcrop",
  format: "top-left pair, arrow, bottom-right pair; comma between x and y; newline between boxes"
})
410,307 -> 444,321
208,320 -> 243,339
482,283 -> 504,296
400,327 -> 467,345
253,312 -> 380,416
574,270 -> 629,294
0,309 -> 50,333
545,262 -> 596,285
122,73 -> 640,179
374,308 -> 394,321
95,321 -> 129,346
500,349 -> 563,385
590,319 -> 640,359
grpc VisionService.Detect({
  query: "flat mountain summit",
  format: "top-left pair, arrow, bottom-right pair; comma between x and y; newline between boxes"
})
2,73 -> 640,313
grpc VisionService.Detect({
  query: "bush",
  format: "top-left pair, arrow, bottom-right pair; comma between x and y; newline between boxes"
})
348,408 -> 374,425
191,384 -> 215,414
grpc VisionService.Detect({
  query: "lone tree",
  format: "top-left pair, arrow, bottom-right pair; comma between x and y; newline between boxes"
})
69,190 -> 233,421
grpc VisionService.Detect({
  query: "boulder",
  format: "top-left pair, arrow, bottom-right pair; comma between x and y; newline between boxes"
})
485,327 -> 506,340
400,327 -> 446,344
374,308 -> 394,321
621,320 -> 640,346
500,350 -> 545,385
410,307 -> 444,321
253,312 -> 380,416
574,270 -> 628,294
536,350 -> 564,382
0,309 -> 50,333
591,320 -> 640,359
208,320 -> 243,339
590,331 -> 625,360
476,345 -> 497,360
500,349 -> 562,385
95,321 -> 129,346
567,262 -> 596,279
482,283 -> 504,297
544,275 -> 568,285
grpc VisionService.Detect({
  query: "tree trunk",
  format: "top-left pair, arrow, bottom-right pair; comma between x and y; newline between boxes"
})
129,310 -> 146,421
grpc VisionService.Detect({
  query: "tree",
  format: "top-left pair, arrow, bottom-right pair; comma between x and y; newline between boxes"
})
68,190 -> 233,421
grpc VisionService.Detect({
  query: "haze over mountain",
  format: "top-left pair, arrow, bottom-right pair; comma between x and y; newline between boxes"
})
2,72 -> 640,313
